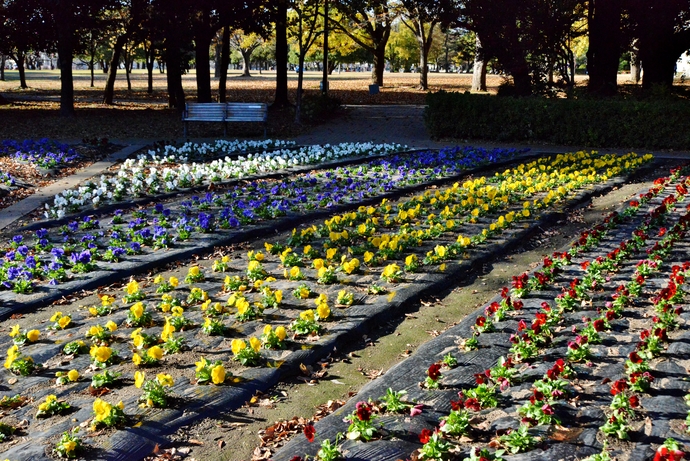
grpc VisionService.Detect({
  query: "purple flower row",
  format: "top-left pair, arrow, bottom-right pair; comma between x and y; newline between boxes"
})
1,138 -> 80,169
0,146 -> 521,293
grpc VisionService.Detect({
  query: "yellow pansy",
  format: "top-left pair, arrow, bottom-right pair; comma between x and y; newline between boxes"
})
4,345 -> 18,369
67,369 -> 79,381
249,337 -> 261,352
105,321 -> 117,332
26,330 -> 40,342
326,248 -> 338,260
236,299 -> 249,316
275,290 -> 283,303
171,306 -> 184,316
211,364 -> 226,384
317,304 -> 331,320
169,276 -> 179,288
300,310 -> 315,322
132,335 -> 144,348
147,346 -> 163,361
275,326 -> 287,341
160,302 -> 171,313
93,398 -> 112,421
188,266 -> 200,277
161,321 -> 175,341
231,339 -> 246,355
58,315 -> 71,329
134,371 -> 146,388
50,311 -> 63,322
130,302 -> 144,319
195,357 -> 208,372
126,280 -> 139,295
89,307 -> 99,316
312,259 -> 325,270
9,325 -> 20,338
132,353 -> 142,366
100,295 -> 115,306
363,252 -> 374,263
154,275 -> 163,284
92,346 -> 112,363
315,293 -> 328,306
289,267 -> 302,279
157,373 -> 174,387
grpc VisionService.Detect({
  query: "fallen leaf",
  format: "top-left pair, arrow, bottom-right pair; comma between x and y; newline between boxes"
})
188,439 -> 203,446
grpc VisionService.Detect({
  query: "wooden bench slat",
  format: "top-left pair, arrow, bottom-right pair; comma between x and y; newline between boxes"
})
183,102 -> 268,137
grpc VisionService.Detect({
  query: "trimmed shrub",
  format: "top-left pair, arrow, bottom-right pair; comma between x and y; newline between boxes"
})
424,91 -> 690,149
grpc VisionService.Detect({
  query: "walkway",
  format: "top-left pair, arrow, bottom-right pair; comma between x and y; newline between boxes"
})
0,144 -> 145,231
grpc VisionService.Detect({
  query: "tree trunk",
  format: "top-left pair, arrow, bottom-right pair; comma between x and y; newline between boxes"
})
15,51 -> 27,89
165,34 -> 185,111
195,34 -> 213,102
272,0 -> 290,107
90,55 -> 95,87
214,37 -> 221,78
630,45 -> 641,84
0,54 -> 5,81
103,34 -> 127,104
295,53 -> 305,124
372,44 -> 385,86
125,58 -> 132,91
640,49 -> 676,89
587,0 -> 622,95
57,29 -> 75,117
471,44 -> 487,91
241,51 -> 251,77
219,26 -> 230,102
146,53 -> 155,93
418,46 -> 429,90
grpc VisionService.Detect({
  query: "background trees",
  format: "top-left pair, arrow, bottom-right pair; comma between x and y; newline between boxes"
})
3,0 -> 690,115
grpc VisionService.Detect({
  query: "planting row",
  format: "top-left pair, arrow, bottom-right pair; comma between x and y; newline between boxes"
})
0,145 -> 524,301
0,138 -> 80,170
274,165 -> 690,461
44,141 -> 408,219
0,151 -> 651,459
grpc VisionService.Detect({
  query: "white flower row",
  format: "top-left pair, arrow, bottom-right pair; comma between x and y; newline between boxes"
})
139,139 -> 296,164
44,141 -> 406,219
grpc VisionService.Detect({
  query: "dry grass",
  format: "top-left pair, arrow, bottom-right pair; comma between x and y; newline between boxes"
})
0,70 -> 503,140
0,69 -> 668,140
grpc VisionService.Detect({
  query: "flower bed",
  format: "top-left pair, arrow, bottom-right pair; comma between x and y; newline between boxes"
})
44,141 -> 408,218
140,138 -> 296,164
272,165 -> 690,461
1,138 -> 80,170
0,145 -> 522,302
0,150 -> 653,460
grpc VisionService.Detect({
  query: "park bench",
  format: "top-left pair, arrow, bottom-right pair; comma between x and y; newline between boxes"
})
182,102 -> 268,138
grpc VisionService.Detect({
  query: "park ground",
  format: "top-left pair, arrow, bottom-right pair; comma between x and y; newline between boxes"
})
0,69 -> 687,461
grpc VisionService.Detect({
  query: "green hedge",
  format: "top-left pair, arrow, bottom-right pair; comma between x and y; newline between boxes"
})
424,91 -> 690,149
